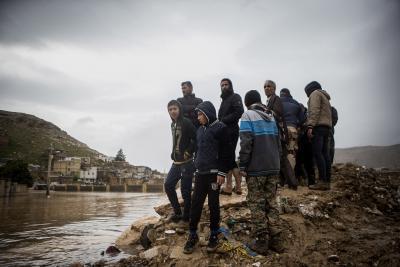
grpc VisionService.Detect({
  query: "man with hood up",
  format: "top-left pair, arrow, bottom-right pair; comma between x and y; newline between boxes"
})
164,100 -> 197,223
238,90 -> 281,255
218,78 -> 244,195
304,81 -> 333,190
177,81 -> 203,128
183,101 -> 230,254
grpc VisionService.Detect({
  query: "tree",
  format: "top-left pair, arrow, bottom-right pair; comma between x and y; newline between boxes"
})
115,149 -> 126,161
0,160 -> 33,187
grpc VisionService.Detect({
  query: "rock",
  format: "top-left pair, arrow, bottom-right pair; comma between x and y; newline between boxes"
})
298,202 -> 323,218
328,254 -> 340,262
105,245 -> 121,256
332,221 -> 346,231
165,229 -> 176,235
252,262 -> 261,267
116,216 -> 159,247
141,246 -> 159,260
176,228 -> 185,235
364,207 -> 383,216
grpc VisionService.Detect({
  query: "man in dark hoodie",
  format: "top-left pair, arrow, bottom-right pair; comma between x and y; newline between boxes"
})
177,81 -> 203,128
304,81 -> 332,190
183,101 -> 230,254
164,100 -> 197,223
264,80 -> 297,189
218,78 -> 244,195
239,90 -> 281,255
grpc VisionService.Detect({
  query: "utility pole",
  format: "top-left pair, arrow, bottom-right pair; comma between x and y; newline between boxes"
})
46,144 -> 54,197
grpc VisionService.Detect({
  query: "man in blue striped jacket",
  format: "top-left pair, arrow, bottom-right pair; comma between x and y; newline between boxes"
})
239,90 -> 281,255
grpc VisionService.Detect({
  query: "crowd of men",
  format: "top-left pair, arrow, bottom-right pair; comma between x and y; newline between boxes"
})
164,79 -> 338,255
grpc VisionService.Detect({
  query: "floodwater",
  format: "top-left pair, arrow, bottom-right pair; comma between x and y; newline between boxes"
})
0,190 -> 165,266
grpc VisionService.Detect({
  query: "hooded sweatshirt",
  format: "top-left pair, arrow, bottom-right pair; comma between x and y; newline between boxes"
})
169,101 -> 197,164
177,94 -> 203,128
239,103 -> 281,176
218,86 -> 244,132
306,89 -> 332,128
195,101 -> 230,177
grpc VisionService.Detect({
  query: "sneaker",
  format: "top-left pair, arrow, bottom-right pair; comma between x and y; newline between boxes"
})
206,234 -> 219,252
220,190 -> 232,196
183,233 -> 199,254
309,182 -> 330,191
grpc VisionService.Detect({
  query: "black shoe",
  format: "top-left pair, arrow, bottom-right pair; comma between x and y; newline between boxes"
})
207,234 -> 219,252
309,182 -> 330,191
183,233 -> 199,254
168,213 -> 182,223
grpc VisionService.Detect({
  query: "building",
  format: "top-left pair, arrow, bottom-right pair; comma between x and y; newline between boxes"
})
133,166 -> 152,180
79,167 -> 97,184
53,157 -> 81,177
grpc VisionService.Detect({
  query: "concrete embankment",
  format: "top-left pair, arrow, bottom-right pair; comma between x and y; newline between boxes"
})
52,183 -> 164,193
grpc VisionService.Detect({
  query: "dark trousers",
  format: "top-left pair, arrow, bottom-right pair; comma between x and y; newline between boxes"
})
295,132 -> 316,185
189,173 -> 220,233
329,131 -> 335,164
312,126 -> 331,183
164,161 -> 195,220
279,145 -> 298,188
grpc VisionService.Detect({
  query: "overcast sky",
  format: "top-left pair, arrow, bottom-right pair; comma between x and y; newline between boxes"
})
1,0 -> 399,172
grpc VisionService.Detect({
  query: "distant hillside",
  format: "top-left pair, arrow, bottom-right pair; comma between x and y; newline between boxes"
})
335,144 -> 400,169
0,110 -> 103,165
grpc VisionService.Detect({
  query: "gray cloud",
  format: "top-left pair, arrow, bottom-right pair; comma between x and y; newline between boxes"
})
0,0 -> 399,171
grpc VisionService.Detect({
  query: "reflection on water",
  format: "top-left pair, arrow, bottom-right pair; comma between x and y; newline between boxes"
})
0,191 -> 165,266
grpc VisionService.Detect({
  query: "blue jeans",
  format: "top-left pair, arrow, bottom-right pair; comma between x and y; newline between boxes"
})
164,161 -> 195,220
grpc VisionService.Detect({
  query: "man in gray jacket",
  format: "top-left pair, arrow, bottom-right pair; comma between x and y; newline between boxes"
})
239,90 -> 281,255
305,81 -> 332,190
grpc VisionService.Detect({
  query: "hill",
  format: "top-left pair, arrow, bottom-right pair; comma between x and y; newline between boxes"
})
334,144 -> 400,169
0,110 -> 103,165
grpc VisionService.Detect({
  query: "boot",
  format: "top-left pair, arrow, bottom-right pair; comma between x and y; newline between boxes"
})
309,181 -> 330,191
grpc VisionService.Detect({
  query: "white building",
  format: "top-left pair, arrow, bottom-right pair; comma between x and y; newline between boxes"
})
79,167 -> 97,184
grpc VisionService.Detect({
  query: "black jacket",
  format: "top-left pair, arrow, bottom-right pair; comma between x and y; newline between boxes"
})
177,94 -> 203,128
170,102 -> 197,163
195,101 -> 230,177
218,90 -> 244,132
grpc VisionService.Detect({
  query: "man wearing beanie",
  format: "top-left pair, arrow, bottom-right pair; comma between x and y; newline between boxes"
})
239,90 -> 281,255
264,80 -> 298,190
304,81 -> 333,190
218,78 -> 244,195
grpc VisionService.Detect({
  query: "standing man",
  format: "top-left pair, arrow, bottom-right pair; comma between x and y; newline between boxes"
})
164,100 -> 197,223
177,81 -> 203,128
183,101 -> 230,254
239,90 -> 281,255
280,88 -> 305,172
304,81 -> 332,190
264,80 -> 298,189
218,78 -> 244,195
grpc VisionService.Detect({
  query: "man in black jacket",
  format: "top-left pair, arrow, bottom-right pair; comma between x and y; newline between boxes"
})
177,81 -> 203,128
164,100 -> 197,223
183,101 -> 230,254
218,78 -> 244,195
264,80 -> 298,190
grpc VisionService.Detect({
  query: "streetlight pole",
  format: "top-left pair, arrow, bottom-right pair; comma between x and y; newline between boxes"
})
46,144 -> 53,197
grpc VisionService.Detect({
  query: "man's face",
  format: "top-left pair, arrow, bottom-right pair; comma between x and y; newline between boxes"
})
181,84 -> 192,96
168,105 -> 180,121
264,81 -> 275,97
220,80 -> 231,93
197,111 -> 208,125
